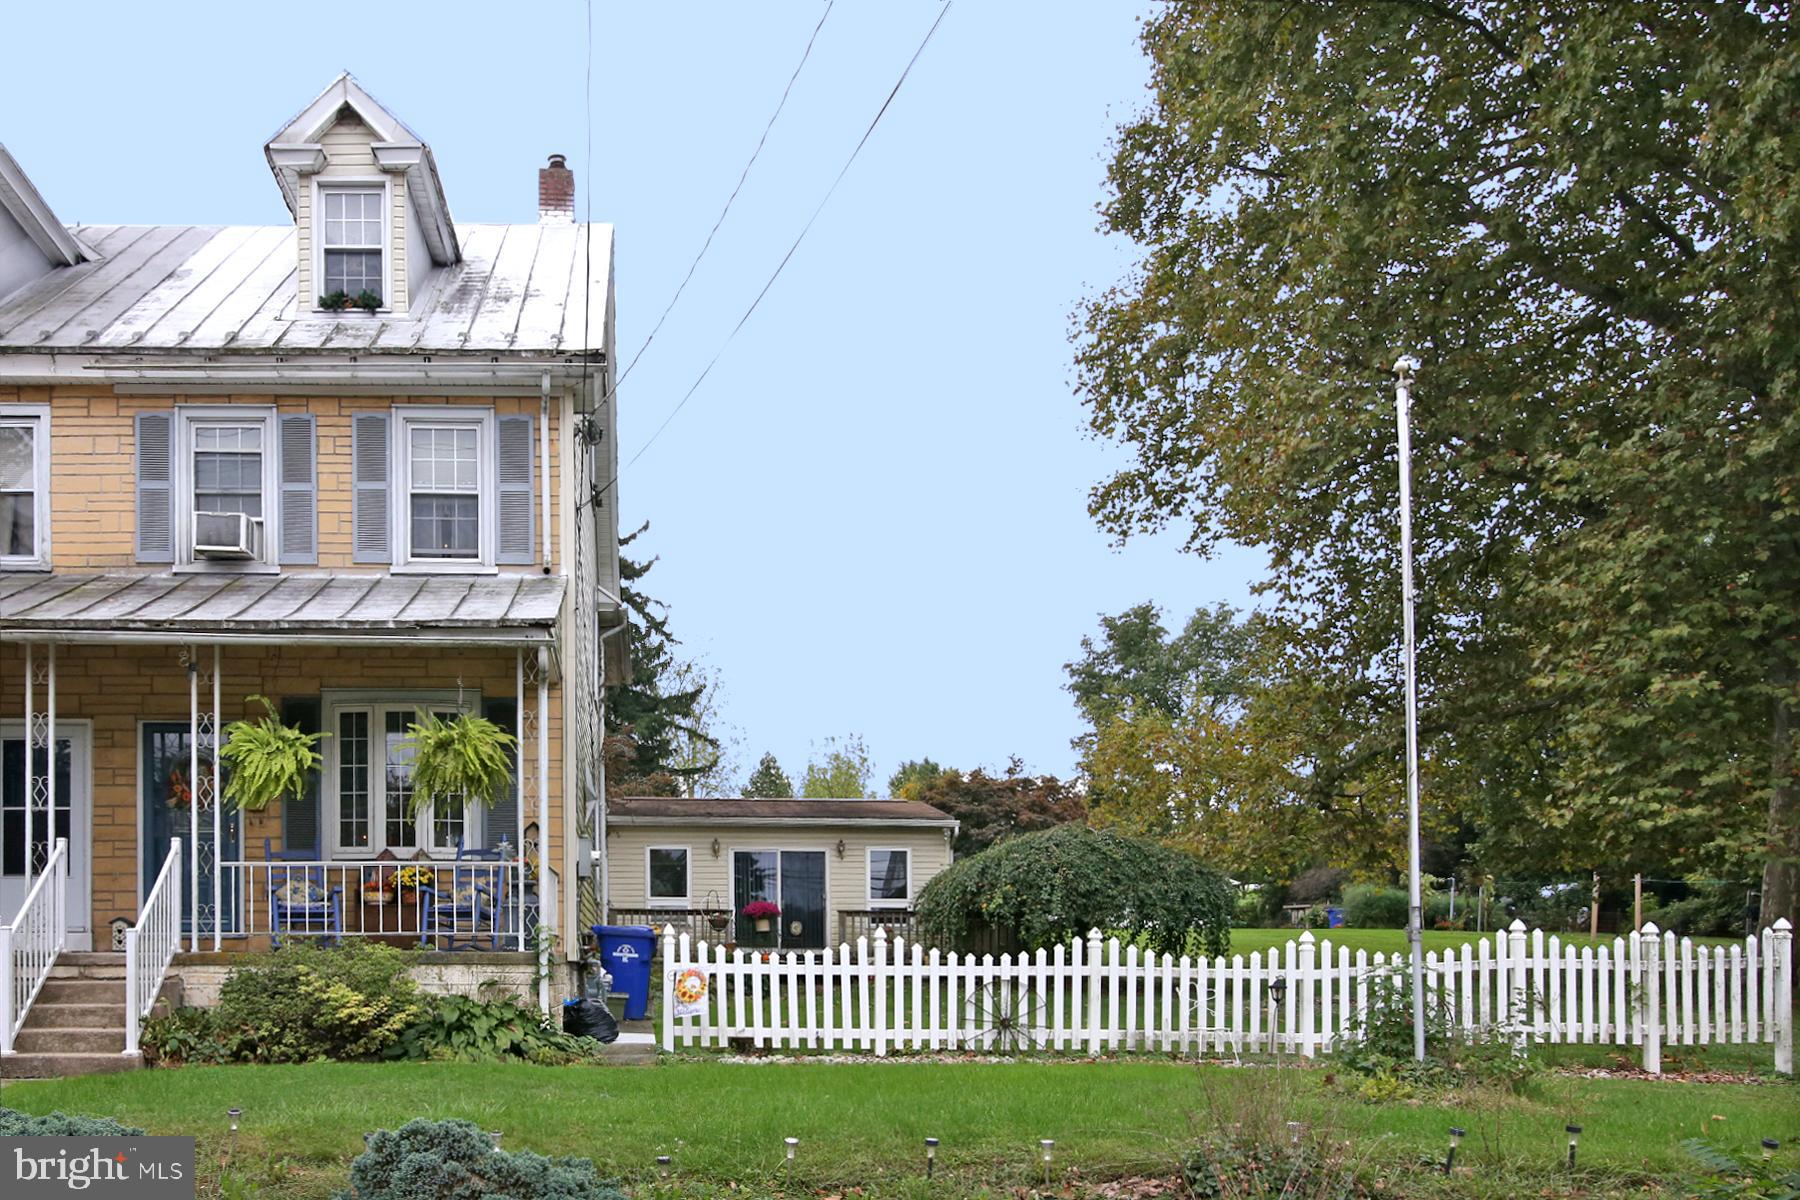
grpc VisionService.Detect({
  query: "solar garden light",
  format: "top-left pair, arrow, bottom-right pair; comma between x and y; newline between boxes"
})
1039,1139 -> 1056,1187
1443,1128 -> 1465,1175
1564,1125 -> 1582,1170
657,1155 -> 672,1181
1286,1121 -> 1303,1146
1762,1139 -> 1780,1162
489,1131 -> 503,1150
925,1137 -> 939,1179
784,1136 -> 799,1175
228,1108 -> 241,1134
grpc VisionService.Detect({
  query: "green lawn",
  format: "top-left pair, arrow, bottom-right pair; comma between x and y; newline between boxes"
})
3,1059 -> 1795,1199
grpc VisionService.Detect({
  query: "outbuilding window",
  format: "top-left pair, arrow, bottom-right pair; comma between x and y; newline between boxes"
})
648,847 -> 690,905
868,848 -> 911,907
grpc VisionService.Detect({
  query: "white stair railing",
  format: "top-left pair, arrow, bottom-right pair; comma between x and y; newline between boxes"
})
1,837 -> 70,1055
125,838 -> 183,1057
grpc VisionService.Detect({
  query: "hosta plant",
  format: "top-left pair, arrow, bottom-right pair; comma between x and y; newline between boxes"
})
219,696 -> 326,811
402,711 -> 517,814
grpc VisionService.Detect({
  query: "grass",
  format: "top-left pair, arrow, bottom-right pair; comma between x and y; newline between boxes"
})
3,1058 -> 1795,1199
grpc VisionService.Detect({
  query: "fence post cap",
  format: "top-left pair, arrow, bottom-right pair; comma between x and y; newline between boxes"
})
1507,918 -> 1527,932
873,925 -> 888,942
1298,930 -> 1315,943
1772,918 -> 1792,934
1087,928 -> 1104,940
661,923 -> 677,939
1640,921 -> 1659,935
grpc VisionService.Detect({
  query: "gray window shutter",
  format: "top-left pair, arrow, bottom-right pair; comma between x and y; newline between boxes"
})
135,411 -> 175,563
482,697 -> 520,851
496,413 -> 535,565
279,697 -> 322,855
278,413 -> 317,564
352,411 -> 390,563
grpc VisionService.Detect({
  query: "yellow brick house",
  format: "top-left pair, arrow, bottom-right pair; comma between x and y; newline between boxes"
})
0,75 -> 623,1063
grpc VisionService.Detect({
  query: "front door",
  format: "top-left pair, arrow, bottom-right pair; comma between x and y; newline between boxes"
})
732,849 -> 827,950
141,721 -> 242,938
0,722 -> 92,948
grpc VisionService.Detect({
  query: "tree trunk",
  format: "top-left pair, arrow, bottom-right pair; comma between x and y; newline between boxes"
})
1762,674 -> 1798,931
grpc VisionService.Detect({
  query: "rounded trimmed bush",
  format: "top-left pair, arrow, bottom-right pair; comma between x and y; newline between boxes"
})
915,824 -> 1232,956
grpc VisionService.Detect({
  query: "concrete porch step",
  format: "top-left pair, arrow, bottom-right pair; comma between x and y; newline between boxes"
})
0,1052 -> 140,1080
49,952 -> 128,981
13,1027 -> 127,1054
33,978 -> 124,1004
26,1002 -> 127,1029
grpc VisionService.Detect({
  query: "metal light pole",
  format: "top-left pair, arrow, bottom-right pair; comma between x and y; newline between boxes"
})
1394,353 -> 1427,1063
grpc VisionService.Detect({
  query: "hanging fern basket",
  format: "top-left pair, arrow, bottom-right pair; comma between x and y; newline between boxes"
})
217,695 -> 326,811
403,711 -> 518,815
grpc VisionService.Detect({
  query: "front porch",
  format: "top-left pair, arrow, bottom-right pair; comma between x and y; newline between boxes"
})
1,572 -> 582,1057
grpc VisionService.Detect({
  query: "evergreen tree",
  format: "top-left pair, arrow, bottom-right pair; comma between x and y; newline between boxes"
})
742,752 -> 795,799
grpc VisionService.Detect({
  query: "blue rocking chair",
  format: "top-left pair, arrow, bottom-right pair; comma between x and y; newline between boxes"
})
420,840 -> 507,951
264,838 -> 342,947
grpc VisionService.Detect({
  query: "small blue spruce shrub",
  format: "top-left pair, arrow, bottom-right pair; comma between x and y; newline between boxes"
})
337,1118 -> 624,1200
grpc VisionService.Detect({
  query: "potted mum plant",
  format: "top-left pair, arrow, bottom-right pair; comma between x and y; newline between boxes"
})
402,710 -> 518,815
741,900 -> 781,936
217,696 -> 326,811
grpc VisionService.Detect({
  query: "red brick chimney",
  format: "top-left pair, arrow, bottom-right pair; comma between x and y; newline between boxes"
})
538,154 -> 574,224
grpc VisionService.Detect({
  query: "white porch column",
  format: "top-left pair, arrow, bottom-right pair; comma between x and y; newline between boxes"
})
186,649 -> 200,953
22,642 -> 33,887
515,649 -> 529,953
211,646 -> 222,952
536,645 -> 553,1014
44,644 -> 55,886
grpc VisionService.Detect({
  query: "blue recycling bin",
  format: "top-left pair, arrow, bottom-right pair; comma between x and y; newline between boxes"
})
593,924 -> 657,1019
1326,906 -> 1345,929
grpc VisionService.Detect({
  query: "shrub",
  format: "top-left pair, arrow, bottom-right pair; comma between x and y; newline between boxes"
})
0,1108 -> 144,1136
141,1006 -> 237,1066
1341,884 -> 1408,928
1645,882 -> 1751,937
337,1118 -> 625,1200
1285,866 -> 1348,904
387,994 -> 605,1064
1180,1132 -> 1361,1200
914,824 -> 1233,956
214,942 -> 422,1062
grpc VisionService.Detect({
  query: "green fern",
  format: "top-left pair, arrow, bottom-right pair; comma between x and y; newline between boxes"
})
218,695 -> 326,811
402,711 -> 517,815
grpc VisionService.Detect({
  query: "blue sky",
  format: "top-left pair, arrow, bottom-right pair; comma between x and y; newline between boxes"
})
1,2 -> 1264,787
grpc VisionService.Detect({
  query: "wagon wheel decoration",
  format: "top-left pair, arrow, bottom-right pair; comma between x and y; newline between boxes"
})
965,977 -> 1047,1054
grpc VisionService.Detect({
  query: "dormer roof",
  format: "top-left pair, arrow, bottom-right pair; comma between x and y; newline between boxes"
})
263,72 -> 459,268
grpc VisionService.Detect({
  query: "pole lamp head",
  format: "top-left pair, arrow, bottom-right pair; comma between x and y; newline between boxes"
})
1269,976 -> 1288,1005
1393,354 -> 1420,378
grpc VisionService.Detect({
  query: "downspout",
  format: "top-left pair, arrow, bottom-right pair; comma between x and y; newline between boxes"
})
540,371 -> 554,575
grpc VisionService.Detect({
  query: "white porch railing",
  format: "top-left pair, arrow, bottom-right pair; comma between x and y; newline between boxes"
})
124,838 -> 183,1057
1,837 -> 69,1055
661,919 -> 1795,1075
212,858 -> 533,949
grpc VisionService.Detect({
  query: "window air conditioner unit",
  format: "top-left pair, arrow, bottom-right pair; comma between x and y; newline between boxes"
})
194,511 -> 261,560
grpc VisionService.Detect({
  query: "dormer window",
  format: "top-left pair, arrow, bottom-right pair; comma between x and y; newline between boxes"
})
319,185 -> 385,308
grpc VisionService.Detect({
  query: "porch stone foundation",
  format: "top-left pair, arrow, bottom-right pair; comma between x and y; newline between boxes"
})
170,952 -> 577,1009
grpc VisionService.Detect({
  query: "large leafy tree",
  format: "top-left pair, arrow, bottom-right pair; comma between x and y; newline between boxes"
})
903,759 -> 1087,858
1077,2 -> 1800,924
801,736 -> 874,798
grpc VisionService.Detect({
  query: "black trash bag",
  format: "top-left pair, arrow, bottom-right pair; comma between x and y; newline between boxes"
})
561,997 -> 619,1044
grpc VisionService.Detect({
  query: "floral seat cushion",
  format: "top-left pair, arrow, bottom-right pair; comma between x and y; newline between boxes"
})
274,877 -> 328,906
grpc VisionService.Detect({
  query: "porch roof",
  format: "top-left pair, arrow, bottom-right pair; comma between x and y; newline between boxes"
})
0,571 -> 565,645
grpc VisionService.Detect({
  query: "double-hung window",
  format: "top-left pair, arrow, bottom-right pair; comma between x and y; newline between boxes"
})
0,407 -> 49,569
319,186 -> 385,306
868,848 -> 911,907
647,847 -> 690,907
396,409 -> 494,568
178,408 -> 277,568
330,698 -> 480,857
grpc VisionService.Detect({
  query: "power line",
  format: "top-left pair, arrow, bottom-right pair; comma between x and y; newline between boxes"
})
615,2 -> 953,482
617,1 -> 836,390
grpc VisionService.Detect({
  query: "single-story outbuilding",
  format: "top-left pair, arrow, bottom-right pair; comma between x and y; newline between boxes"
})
604,797 -> 959,950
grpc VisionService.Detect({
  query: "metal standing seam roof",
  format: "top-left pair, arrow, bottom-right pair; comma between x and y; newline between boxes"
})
609,797 -> 959,825
0,222 -> 612,354
0,571 -> 566,636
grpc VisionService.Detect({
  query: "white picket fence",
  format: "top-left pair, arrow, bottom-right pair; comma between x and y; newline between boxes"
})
659,918 -> 1794,1075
